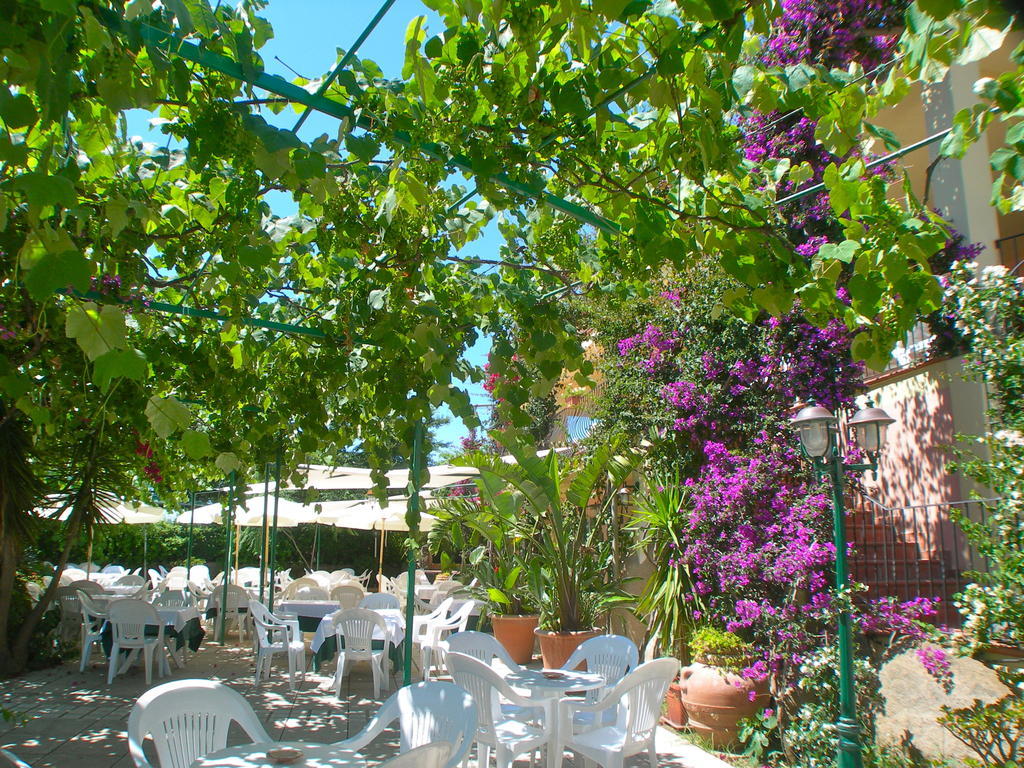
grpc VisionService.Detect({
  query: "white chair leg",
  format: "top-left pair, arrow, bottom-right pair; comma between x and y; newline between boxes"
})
371,656 -> 381,699
143,644 -> 154,685
647,744 -> 658,768
107,643 -> 119,684
421,646 -> 432,681
478,743 -> 491,768
333,653 -> 347,697
287,648 -> 297,691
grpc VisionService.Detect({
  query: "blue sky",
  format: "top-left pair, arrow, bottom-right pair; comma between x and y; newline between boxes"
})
127,1 -> 495,453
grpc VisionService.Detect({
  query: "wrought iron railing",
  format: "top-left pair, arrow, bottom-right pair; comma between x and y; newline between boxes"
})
995,232 -> 1024,274
848,492 -> 996,624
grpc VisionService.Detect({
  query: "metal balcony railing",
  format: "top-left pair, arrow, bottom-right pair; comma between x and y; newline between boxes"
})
995,232 -> 1024,275
848,492 -> 996,624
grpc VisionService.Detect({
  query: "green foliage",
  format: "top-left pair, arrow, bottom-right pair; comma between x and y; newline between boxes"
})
689,626 -> 752,665
945,262 -> 1024,648
453,432 -> 640,632
938,696 -> 1024,767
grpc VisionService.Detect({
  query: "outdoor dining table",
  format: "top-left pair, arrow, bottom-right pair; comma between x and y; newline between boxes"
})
100,604 -> 206,666
100,584 -> 142,596
190,741 -> 366,768
502,667 -> 605,768
276,600 -> 343,632
309,607 -> 405,672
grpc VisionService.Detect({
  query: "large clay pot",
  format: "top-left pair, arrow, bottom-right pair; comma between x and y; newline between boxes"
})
491,615 -> 539,665
535,628 -> 601,669
679,660 -> 769,747
663,681 -> 688,728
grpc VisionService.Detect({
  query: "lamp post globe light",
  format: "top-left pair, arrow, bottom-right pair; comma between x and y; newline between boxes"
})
790,401 -> 896,768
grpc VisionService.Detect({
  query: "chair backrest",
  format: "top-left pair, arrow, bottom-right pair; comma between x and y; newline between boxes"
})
376,742 -> 453,768
563,634 -> 640,698
0,748 -> 33,768
340,567 -> 356,577
187,565 -> 211,584
291,584 -> 329,601
160,574 -> 188,591
446,652 -> 522,731
369,682 -> 477,768
153,590 -> 192,608
128,679 -> 271,768
445,630 -> 518,669
332,608 -> 388,654
148,569 -> 163,589
331,584 -> 365,609
248,600 -> 288,649
414,569 -> 430,585
76,590 -> 107,622
376,573 -> 393,591
108,599 -> 160,646
280,576 -> 321,600
394,571 -> 410,591
236,567 -> 261,587
360,592 -> 400,610
606,658 -> 680,747
167,566 -> 187,576
208,585 -> 249,611
101,565 -> 126,575
55,586 -> 82,618
115,574 -> 146,587
67,579 -> 105,595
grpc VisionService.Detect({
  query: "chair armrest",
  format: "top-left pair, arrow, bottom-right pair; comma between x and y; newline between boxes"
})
331,708 -> 395,752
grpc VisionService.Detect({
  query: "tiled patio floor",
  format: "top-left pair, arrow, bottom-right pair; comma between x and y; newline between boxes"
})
0,630 -> 730,768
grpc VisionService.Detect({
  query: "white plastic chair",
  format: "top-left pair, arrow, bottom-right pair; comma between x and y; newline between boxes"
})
0,748 -> 33,767
115,573 -> 146,587
333,681 -> 476,768
107,599 -> 170,685
331,583 -> 365,609
152,590 -> 193,608
101,565 -> 126,575
331,607 -> 392,698
67,579 -> 105,595
206,584 -> 249,644
360,592 -> 400,610
249,600 -> 305,690
127,679 -> 271,768
308,570 -> 332,589
561,634 -> 640,703
555,658 -> 680,768
289,584 -> 329,601
147,569 -> 163,589
446,652 -> 553,768
187,564 -> 211,584
446,630 -> 520,670
75,589 -> 108,672
55,586 -> 84,642
279,576 -> 323,600
421,600 -> 478,680
376,742 -> 453,768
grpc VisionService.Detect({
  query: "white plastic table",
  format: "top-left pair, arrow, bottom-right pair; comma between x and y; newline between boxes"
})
502,668 -> 605,768
190,741 -> 366,768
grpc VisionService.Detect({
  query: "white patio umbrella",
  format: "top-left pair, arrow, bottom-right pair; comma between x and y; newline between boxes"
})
49,500 -> 167,577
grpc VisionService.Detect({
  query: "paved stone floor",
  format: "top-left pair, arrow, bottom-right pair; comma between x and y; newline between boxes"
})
0,629 -> 730,768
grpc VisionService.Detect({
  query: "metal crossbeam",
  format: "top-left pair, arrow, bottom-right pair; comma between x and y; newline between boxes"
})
292,0 -> 398,132
96,10 -> 619,234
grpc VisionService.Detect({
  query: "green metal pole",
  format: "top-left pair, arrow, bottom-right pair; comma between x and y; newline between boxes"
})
403,420 -> 425,686
218,473 -> 236,645
825,452 -> 864,768
143,525 -> 148,577
260,462 -> 270,603
268,444 -> 282,612
185,490 -> 195,576
314,524 -> 320,572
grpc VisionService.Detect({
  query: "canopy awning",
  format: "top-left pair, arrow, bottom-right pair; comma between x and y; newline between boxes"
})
177,497 -> 312,527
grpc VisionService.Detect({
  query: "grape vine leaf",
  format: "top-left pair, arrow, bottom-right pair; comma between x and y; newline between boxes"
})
24,251 -> 92,300
93,349 -> 148,391
145,395 -> 193,439
65,302 -> 129,361
181,429 -> 213,460
215,451 -> 242,474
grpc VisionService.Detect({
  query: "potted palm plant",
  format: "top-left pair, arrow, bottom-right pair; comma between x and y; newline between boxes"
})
433,480 -> 540,664
462,433 -> 641,668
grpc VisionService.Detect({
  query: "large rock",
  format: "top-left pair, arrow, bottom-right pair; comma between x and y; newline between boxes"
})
877,644 -> 1012,762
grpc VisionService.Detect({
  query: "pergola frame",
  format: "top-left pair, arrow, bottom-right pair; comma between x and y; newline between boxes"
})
89,2 -> 956,686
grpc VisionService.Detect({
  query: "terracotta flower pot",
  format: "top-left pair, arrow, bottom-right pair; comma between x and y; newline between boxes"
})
535,628 -> 601,669
491,614 -> 539,665
663,681 -> 688,728
679,660 -> 769,747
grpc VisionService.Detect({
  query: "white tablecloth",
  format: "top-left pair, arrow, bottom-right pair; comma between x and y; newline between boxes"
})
277,600 -> 341,620
157,605 -> 201,632
311,608 -> 405,654
103,585 -> 144,596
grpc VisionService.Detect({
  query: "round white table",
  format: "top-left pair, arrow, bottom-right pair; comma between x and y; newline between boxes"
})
190,741 -> 366,768
502,669 -> 605,768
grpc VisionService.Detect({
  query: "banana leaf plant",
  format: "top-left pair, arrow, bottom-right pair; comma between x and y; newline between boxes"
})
454,433 -> 642,633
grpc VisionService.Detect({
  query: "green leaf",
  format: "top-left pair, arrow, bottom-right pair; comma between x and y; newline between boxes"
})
181,429 -> 213,460
5,172 -> 75,208
487,588 -> 511,606
24,250 -> 92,300
0,90 -> 37,129
145,395 -> 193,439
817,240 -> 859,264
65,302 -> 129,361
93,349 -> 148,391
215,451 -> 242,474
